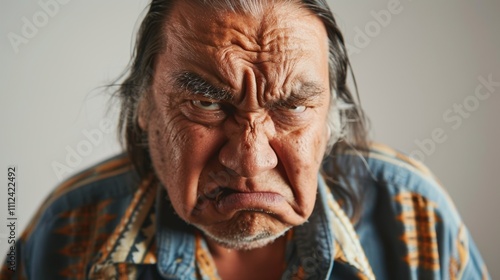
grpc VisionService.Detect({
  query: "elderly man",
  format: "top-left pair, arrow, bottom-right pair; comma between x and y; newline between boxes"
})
2,0 -> 490,279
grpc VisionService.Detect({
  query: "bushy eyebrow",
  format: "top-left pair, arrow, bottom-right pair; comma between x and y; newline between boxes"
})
290,82 -> 326,102
174,72 -> 234,101
269,82 -> 326,108
173,71 -> 326,105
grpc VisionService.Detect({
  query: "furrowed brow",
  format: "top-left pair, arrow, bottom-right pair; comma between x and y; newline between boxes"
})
174,72 -> 233,101
294,82 -> 326,101
272,82 -> 327,106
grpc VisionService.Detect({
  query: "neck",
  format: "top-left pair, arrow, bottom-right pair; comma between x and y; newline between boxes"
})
205,233 -> 290,280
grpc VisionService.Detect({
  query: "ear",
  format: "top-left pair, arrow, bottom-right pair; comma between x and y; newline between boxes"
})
137,95 -> 150,132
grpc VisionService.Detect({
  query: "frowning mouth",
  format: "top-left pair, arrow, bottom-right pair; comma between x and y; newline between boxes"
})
198,186 -> 287,216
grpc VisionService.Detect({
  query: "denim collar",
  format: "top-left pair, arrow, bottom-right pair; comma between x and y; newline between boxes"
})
155,185 -> 197,279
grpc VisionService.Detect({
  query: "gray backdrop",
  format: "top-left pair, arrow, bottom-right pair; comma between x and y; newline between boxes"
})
1,0 -> 499,278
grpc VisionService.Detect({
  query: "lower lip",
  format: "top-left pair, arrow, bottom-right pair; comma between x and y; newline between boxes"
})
215,192 -> 287,215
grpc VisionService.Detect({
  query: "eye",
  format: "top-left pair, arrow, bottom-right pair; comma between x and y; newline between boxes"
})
192,100 -> 221,111
286,105 -> 307,113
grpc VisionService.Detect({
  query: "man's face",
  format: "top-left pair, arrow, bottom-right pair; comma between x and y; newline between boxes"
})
140,1 -> 331,249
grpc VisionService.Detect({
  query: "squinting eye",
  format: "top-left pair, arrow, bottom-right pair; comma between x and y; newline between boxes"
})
192,100 -> 221,111
287,105 -> 307,113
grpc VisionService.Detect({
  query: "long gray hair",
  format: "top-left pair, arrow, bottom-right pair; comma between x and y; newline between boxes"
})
114,0 -> 369,221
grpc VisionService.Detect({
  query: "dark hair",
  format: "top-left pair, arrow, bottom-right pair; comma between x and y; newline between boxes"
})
115,0 -> 369,221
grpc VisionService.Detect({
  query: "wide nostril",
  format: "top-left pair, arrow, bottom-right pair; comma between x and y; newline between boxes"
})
218,116 -> 278,177
218,137 -> 278,178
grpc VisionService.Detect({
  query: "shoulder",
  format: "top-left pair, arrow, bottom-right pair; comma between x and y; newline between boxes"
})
22,153 -> 140,242
14,153 -> 145,278
23,153 -> 140,241
336,142 -> 458,213
333,143 -> 490,279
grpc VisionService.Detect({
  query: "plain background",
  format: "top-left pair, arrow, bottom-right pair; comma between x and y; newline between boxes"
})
1,0 -> 499,277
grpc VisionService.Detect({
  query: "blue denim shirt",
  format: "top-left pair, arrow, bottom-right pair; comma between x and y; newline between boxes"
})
1,144 -> 490,279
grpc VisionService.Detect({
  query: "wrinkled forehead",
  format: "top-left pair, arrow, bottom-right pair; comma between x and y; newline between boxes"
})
165,1 -> 327,53
171,1 -> 312,29
159,0 -> 329,99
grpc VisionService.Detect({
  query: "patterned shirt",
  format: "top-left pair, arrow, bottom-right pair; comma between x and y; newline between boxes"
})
1,144 -> 490,279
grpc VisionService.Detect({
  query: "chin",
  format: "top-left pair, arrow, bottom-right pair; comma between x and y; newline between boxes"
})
194,211 -> 293,250
202,227 -> 291,250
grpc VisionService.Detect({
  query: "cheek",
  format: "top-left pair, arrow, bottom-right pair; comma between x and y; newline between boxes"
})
282,123 -> 327,174
147,109 -> 222,219
277,119 -> 328,204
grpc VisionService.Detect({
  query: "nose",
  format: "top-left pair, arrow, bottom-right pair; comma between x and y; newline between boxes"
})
218,117 -> 278,178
